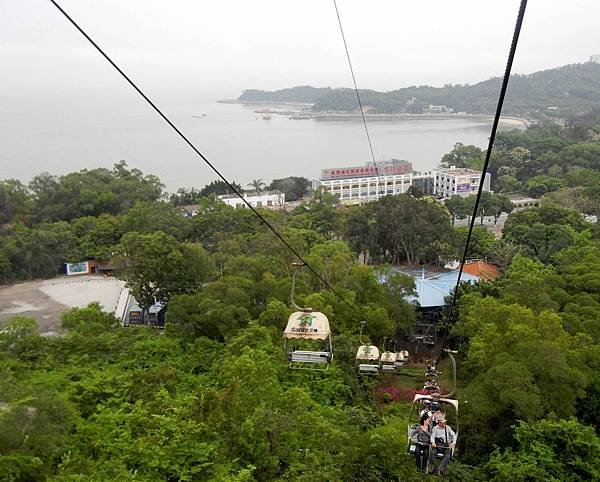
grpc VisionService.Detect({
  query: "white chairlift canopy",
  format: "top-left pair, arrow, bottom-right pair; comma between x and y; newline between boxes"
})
380,351 -> 396,363
284,311 -> 331,340
412,394 -> 459,412
356,344 -> 380,361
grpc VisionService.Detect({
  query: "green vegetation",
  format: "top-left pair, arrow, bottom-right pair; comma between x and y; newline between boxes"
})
238,86 -> 332,104
2,110 -> 600,480
240,62 -> 600,119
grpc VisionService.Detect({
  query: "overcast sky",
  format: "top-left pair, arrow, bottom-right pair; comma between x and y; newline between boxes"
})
1,0 -> 599,100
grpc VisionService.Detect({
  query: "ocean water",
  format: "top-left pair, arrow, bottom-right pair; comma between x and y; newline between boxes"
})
0,94 -> 497,192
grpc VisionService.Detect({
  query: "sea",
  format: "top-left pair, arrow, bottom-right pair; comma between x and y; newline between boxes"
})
0,94 -> 510,192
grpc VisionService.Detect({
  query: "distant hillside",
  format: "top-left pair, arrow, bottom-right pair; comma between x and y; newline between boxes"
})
238,63 -> 600,119
238,86 -> 333,103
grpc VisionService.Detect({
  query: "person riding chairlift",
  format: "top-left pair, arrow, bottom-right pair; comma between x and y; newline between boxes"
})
413,412 -> 431,472
430,415 -> 456,477
419,400 -> 432,419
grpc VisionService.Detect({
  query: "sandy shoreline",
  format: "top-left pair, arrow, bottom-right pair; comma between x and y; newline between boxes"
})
217,100 -> 531,128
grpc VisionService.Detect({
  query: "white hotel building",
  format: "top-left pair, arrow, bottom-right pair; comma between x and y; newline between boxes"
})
316,159 -> 415,204
315,160 -> 490,203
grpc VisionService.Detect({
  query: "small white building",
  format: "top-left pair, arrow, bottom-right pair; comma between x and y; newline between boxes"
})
219,191 -> 285,209
431,167 -> 491,198
507,194 -> 539,209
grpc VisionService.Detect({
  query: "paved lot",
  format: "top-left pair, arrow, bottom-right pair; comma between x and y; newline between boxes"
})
0,275 -> 125,334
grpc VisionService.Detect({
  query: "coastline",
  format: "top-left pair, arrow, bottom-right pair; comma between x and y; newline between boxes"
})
217,99 -> 531,128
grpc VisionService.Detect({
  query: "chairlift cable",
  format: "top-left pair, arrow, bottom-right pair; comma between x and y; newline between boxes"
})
47,0 -> 364,318
333,0 -> 381,181
436,0 -> 528,364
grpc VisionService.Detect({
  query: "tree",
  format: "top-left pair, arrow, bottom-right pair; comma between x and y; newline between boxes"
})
372,194 -> 454,265
27,162 -> 164,223
526,175 -> 566,198
121,201 -> 192,240
269,177 -> 311,201
454,226 -> 495,259
489,193 -> 514,224
199,180 -> 244,197
484,419 -> 600,481
444,195 -> 468,226
487,239 -> 520,272
0,179 -> 32,224
502,204 -> 591,262
115,231 -> 214,309
440,143 -> 484,170
247,179 -> 266,194
61,303 -> 119,335
291,188 -> 340,236
496,175 -> 524,194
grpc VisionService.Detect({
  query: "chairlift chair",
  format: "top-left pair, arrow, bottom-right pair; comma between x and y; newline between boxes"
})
407,394 -> 459,471
425,360 -> 439,378
379,338 -> 396,373
355,322 -> 380,376
283,264 -> 333,370
284,311 -> 333,370
356,344 -> 380,376
393,342 -> 409,371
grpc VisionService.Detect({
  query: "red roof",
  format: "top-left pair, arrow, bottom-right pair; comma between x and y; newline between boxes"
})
461,261 -> 500,282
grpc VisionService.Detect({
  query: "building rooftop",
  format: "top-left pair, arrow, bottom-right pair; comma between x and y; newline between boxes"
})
460,261 -> 500,282
436,167 -> 482,176
393,267 -> 480,308
219,190 -> 283,200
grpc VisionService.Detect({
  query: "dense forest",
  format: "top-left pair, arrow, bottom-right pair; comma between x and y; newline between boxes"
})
2,111 -> 600,480
238,62 -> 600,119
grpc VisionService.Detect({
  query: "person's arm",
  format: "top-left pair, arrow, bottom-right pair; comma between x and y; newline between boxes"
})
450,427 -> 456,448
430,427 -> 437,447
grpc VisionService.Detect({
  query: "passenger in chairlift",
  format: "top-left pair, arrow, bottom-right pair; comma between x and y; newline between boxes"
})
419,400 -> 432,419
414,413 -> 431,472
431,407 -> 445,427
430,416 -> 456,477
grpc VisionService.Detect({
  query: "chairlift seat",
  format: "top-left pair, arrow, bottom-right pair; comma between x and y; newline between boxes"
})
358,364 -> 379,376
290,350 -> 331,364
381,363 -> 396,373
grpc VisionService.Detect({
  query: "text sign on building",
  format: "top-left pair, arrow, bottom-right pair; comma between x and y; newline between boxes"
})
457,183 -> 471,193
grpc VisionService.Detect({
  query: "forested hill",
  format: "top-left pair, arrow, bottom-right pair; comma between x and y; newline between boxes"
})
238,62 -> 600,119
238,86 -> 333,103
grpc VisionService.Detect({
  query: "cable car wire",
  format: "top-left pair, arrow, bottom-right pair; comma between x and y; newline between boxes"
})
333,0 -> 381,180
436,0 -> 528,363
47,0 -> 364,318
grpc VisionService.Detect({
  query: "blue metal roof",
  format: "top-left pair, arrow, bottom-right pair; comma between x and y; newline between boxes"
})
393,268 -> 480,308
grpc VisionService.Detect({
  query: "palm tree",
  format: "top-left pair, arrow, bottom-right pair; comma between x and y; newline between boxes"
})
248,179 -> 267,194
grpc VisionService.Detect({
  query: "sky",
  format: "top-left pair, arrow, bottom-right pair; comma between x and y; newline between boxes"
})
1,0 -> 599,100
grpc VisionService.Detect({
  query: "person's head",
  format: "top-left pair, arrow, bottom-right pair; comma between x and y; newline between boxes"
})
420,413 -> 429,426
437,416 -> 447,427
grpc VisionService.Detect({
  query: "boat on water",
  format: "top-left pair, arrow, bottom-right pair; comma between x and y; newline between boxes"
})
262,115 -> 271,120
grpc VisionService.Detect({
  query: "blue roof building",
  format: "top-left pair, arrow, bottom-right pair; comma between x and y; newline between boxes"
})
394,268 -> 480,308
